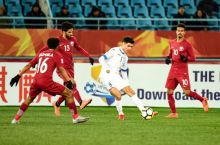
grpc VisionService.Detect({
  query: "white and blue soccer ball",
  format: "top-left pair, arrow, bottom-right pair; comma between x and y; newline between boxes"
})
141,107 -> 154,120
84,82 -> 96,94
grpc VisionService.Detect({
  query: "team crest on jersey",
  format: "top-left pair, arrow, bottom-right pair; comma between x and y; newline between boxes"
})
70,41 -> 74,46
179,46 -> 184,51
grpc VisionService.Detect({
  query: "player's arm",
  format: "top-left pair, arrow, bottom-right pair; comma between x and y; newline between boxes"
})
186,44 -> 196,62
10,56 -> 38,87
98,49 -> 114,73
165,42 -> 172,65
73,37 -> 94,65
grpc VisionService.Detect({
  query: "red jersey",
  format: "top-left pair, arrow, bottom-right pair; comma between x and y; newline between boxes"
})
30,49 -> 64,81
39,35 -> 90,77
168,39 -> 195,74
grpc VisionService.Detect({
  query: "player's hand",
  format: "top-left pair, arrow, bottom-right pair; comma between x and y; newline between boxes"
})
10,74 -> 21,87
180,54 -> 188,62
66,80 -> 73,90
89,57 -> 94,65
165,57 -> 171,65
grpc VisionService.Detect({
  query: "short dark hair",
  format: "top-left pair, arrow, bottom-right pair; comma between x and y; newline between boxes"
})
177,23 -> 185,30
61,21 -> 73,32
122,37 -> 134,44
47,38 -> 60,49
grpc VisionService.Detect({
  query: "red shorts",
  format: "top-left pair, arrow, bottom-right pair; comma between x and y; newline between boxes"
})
29,79 -> 65,98
165,74 -> 191,90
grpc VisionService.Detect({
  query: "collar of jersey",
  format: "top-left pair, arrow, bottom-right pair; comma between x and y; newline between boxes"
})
119,47 -> 125,55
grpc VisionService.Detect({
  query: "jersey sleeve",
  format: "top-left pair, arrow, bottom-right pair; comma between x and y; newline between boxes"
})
168,41 -> 172,58
54,52 -> 64,67
187,43 -> 195,62
98,48 -> 115,69
72,37 -> 90,57
29,55 -> 39,67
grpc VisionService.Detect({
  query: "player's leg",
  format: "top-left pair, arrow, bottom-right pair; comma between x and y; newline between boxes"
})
179,77 -> 208,112
11,96 -> 36,124
109,87 -> 124,120
61,87 -> 89,124
165,78 -> 178,118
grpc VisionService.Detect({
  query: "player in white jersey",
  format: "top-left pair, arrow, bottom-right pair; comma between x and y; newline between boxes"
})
98,37 -> 158,120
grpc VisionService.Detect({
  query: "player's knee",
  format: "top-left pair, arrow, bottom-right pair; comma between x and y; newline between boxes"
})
167,89 -> 174,95
183,89 -> 190,95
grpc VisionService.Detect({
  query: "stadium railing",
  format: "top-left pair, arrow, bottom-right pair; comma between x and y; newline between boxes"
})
0,17 -> 219,31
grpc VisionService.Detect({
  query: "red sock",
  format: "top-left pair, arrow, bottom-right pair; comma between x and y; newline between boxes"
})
56,96 -> 66,107
167,94 -> 176,113
15,103 -> 28,121
188,91 -> 204,102
73,84 -> 82,105
67,102 -> 78,119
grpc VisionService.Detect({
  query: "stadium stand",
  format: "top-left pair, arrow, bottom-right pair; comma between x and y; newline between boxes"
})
0,0 -> 219,30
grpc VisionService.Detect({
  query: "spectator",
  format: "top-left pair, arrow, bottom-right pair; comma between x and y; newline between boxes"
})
191,9 -> 208,31
56,6 -> 75,28
86,6 -> 106,29
0,6 -> 11,28
197,0 -> 219,17
172,6 -> 191,30
25,3 -> 47,28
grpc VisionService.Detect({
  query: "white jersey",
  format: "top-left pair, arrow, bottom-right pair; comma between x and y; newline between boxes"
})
99,47 -> 128,74
98,47 -> 129,90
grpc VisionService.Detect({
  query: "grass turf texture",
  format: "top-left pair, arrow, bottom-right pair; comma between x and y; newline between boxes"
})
0,106 -> 219,145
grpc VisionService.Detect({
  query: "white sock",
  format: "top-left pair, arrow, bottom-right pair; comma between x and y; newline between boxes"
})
115,99 -> 124,115
131,95 -> 145,112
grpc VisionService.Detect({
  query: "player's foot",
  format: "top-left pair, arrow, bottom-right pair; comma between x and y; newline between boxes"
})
80,99 -> 92,110
72,116 -> 89,124
52,101 -> 60,117
202,97 -> 208,112
11,119 -> 19,124
153,111 -> 159,117
165,113 -> 178,119
118,114 -> 125,120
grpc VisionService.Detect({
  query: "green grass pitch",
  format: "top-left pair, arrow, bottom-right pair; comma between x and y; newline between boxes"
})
0,106 -> 219,145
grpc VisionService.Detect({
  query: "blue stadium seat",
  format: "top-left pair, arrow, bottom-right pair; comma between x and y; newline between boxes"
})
136,19 -> 153,30
130,0 -> 145,7
51,4 -> 61,17
4,0 -> 19,5
133,6 -> 149,18
180,0 -> 195,8
65,0 -> 80,6
23,3 -> 32,16
117,5 -> 133,18
49,0 -> 63,6
6,3 -> 23,16
154,18 -> 170,30
150,6 -> 165,18
120,19 -> 136,30
81,0 -> 96,6
97,0 -> 113,6
167,6 -> 178,18
84,5 -> 93,17
101,5 -> 116,17
0,0 -> 3,5
106,19 -> 120,29
207,16 -> 219,31
114,0 -> 129,7
163,0 -> 178,8
68,5 -> 83,17
21,0 -> 36,5
147,0 -> 162,7
184,5 -> 196,16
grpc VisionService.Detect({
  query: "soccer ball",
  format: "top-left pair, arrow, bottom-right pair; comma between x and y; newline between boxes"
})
84,82 -> 96,94
141,107 -> 154,120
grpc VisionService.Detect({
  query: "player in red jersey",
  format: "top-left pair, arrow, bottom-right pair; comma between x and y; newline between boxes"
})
10,38 -> 89,124
165,23 -> 208,118
39,22 -> 94,116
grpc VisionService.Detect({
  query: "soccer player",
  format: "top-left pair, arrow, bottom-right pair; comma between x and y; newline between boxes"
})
165,23 -> 208,118
10,38 -> 89,124
98,37 -> 158,120
40,22 -> 94,116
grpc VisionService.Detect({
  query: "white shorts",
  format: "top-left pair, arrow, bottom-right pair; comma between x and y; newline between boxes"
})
99,70 -> 129,91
